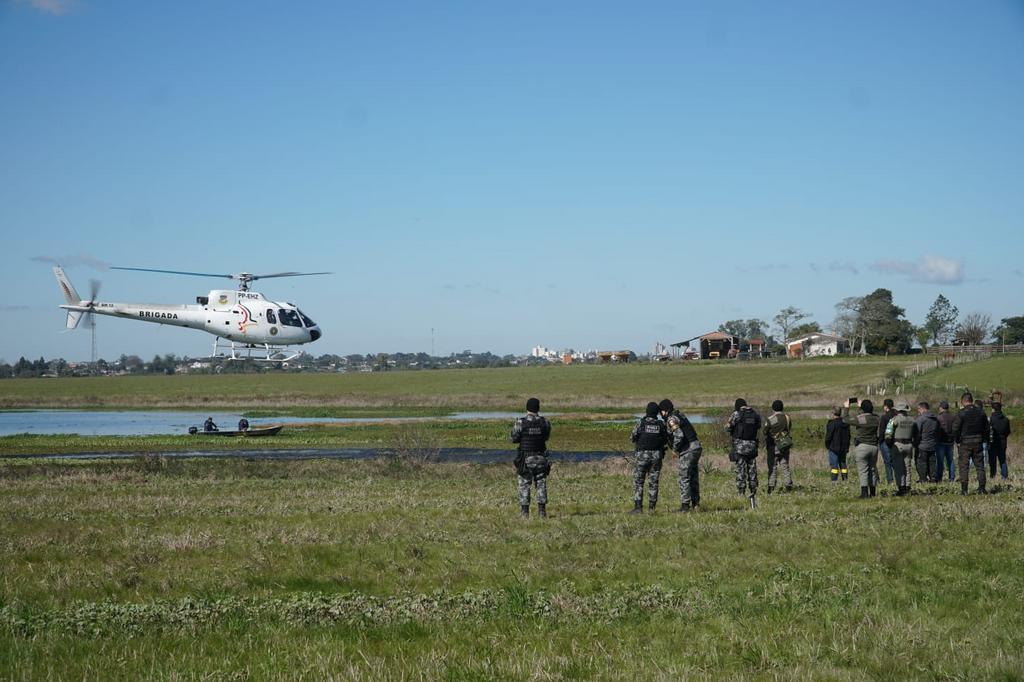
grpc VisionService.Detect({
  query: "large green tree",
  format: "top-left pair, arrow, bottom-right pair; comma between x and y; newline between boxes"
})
993,316 -> 1024,345
859,289 -> 914,354
718,319 -> 768,340
923,294 -> 959,345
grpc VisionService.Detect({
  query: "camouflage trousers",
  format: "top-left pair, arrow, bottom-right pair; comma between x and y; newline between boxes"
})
893,442 -> 913,489
634,450 -> 664,504
734,455 -> 758,497
517,454 -> 549,505
678,444 -> 702,506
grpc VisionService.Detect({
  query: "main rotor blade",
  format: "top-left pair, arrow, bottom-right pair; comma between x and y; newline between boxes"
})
251,271 -> 332,280
112,267 -> 234,280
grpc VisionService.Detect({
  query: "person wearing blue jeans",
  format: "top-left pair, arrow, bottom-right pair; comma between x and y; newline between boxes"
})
877,398 -> 896,484
825,406 -> 851,483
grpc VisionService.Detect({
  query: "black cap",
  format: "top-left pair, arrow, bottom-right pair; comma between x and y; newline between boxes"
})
646,402 -> 660,417
526,397 -> 540,413
939,400 -> 949,409
861,399 -> 874,414
734,398 -> 747,411
772,400 -> 784,412
658,399 -> 674,413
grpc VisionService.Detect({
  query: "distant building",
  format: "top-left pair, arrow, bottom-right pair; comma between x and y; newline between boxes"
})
671,332 -> 740,360
747,338 -> 767,358
787,333 -> 850,359
597,350 -> 633,363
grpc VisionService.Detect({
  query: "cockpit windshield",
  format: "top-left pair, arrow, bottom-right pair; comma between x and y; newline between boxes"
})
298,310 -> 316,327
278,309 -> 302,327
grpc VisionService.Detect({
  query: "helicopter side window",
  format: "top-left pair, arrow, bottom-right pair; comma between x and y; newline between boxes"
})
266,309 -> 277,324
278,309 -> 302,327
298,310 -> 316,327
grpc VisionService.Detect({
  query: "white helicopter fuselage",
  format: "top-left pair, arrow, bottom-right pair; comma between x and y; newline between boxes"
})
60,289 -> 321,347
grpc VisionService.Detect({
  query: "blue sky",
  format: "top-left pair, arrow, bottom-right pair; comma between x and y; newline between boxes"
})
1,0 -> 1022,361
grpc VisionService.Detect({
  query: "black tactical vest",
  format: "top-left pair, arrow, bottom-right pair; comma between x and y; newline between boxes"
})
636,417 -> 668,450
671,410 -> 699,443
734,409 -> 759,441
517,416 -> 549,452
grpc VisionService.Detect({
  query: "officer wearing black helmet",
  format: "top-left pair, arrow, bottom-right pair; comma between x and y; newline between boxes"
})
727,398 -> 761,509
511,397 -> 551,518
659,398 -> 702,511
630,402 -> 668,513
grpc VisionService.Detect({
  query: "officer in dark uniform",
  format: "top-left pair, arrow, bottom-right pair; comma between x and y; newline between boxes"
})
630,402 -> 668,513
952,392 -> 989,495
203,417 -> 219,432
510,397 -> 552,518
989,402 -> 1011,481
727,398 -> 761,509
238,417 -> 250,432
659,399 -> 702,511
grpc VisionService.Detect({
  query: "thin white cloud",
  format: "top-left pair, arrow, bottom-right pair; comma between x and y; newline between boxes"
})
828,261 -> 859,275
870,255 -> 964,285
25,0 -> 75,15
31,253 -> 109,271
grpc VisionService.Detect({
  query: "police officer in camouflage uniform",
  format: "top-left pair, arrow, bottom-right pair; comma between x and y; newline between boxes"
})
764,399 -> 794,493
727,398 -> 761,509
884,401 -> 916,496
510,397 -> 551,518
843,399 -> 880,498
952,392 -> 989,496
660,398 -> 702,512
630,402 -> 668,513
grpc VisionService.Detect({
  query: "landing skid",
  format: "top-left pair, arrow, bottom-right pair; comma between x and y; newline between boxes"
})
212,337 -> 300,363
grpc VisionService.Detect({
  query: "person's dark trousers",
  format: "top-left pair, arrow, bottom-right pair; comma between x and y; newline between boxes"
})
878,442 -> 895,483
958,443 -> 986,491
988,443 -> 1008,479
935,443 -> 954,481
916,450 -> 938,482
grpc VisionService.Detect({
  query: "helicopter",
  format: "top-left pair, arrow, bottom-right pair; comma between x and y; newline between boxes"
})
53,265 -> 329,362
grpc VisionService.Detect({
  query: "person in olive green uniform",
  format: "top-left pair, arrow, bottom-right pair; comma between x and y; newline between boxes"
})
884,401 -> 917,496
842,398 -> 880,498
764,399 -> 794,493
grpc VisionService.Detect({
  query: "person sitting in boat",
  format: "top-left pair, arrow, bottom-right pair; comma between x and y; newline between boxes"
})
203,417 -> 219,432
238,418 -> 249,432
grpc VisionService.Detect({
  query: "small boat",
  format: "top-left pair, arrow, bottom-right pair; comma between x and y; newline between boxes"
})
188,425 -> 283,437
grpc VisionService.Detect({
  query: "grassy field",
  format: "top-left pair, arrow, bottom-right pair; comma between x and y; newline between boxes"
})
2,456 -> 1023,679
0,356 -> 926,411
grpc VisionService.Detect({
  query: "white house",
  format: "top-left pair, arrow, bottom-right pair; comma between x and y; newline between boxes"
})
787,333 -> 850,359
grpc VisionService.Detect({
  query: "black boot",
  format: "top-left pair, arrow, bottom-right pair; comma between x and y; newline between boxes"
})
869,485 -> 876,497
538,503 -> 547,518
785,485 -> 793,492
629,500 -> 643,514
841,472 -> 848,481
859,486 -> 869,499
678,502 -> 691,513
520,504 -> 529,518
960,484 -> 968,496
649,500 -> 657,511
977,484 -> 987,495
766,486 -> 774,494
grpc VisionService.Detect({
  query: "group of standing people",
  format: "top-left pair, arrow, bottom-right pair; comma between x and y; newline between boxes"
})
827,392 -> 1011,498
511,390 -> 1012,517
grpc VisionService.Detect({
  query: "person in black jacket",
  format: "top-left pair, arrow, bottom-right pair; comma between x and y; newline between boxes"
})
988,402 -> 1011,481
825,406 -> 851,483
952,392 -> 990,495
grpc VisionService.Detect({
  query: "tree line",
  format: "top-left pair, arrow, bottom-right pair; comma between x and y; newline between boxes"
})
719,289 -> 1024,355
